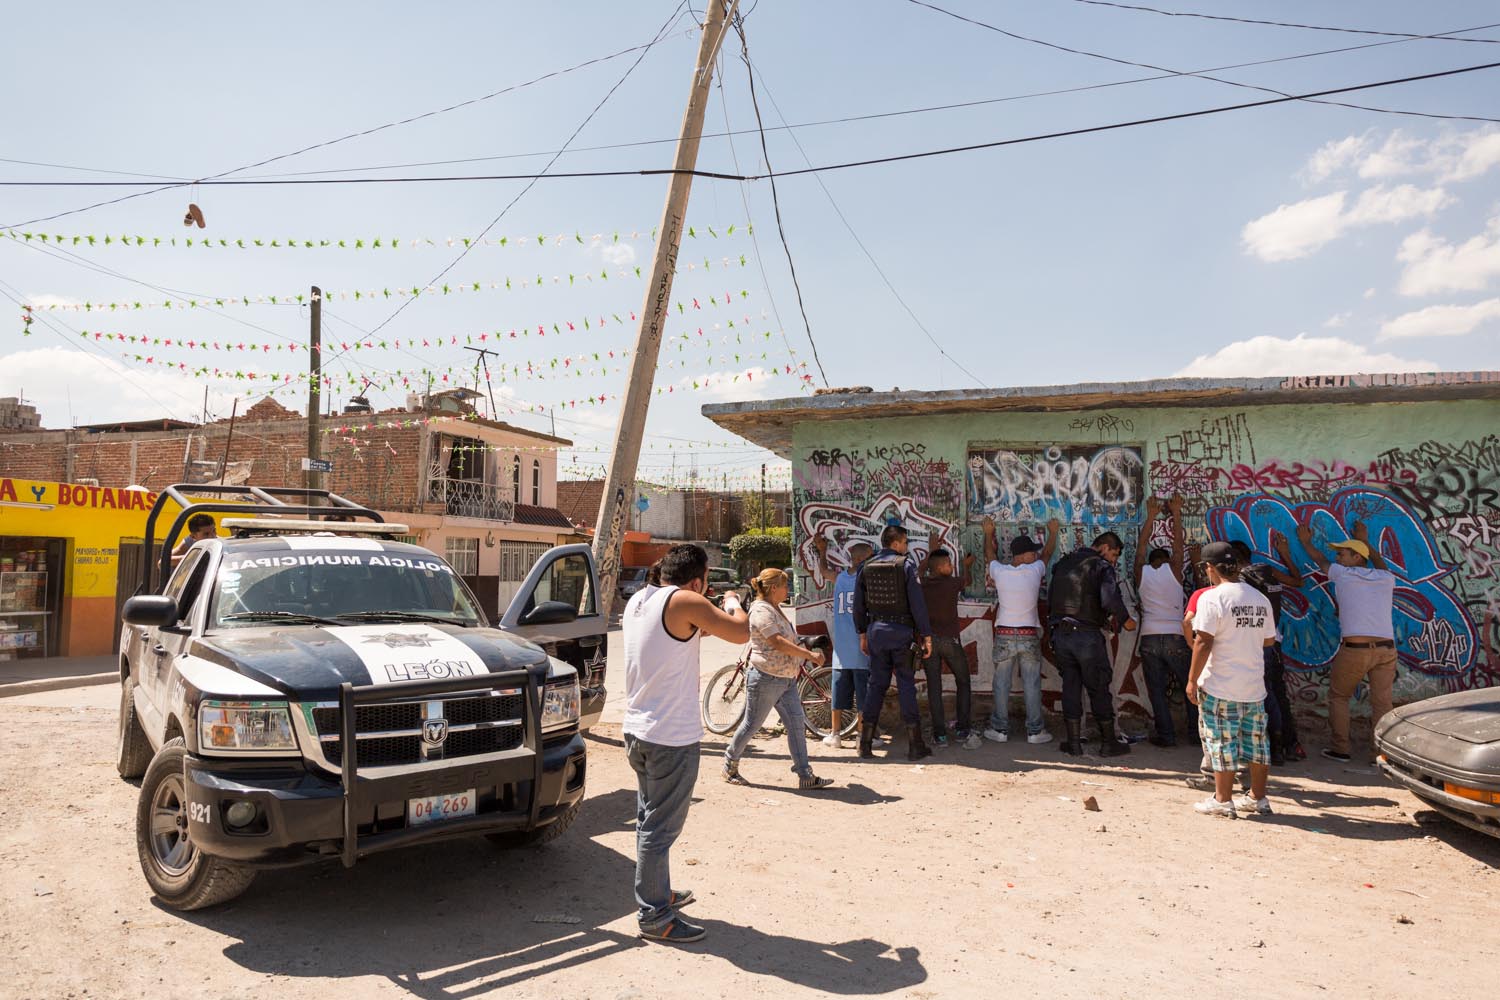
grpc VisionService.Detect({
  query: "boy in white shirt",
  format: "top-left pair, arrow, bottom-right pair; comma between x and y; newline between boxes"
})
1187,541 -> 1277,818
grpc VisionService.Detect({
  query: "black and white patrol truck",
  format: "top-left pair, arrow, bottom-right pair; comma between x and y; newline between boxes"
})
116,485 -> 607,910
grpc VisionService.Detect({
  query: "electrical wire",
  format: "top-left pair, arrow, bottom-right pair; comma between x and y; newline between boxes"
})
365,0 -> 691,338
0,19 -> 699,230
741,55 -> 987,389
905,0 -> 1500,125
730,14 -> 829,387
1066,1 -> 1500,42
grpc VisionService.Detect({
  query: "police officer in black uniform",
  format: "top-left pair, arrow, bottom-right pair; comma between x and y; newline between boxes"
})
853,524 -> 934,760
1047,531 -> 1136,757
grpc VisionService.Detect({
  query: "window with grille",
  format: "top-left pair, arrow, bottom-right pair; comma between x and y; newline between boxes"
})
499,541 -> 552,582
444,537 -> 480,576
531,459 -> 541,506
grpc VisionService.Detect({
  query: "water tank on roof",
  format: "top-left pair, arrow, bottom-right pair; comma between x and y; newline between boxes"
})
343,395 -> 373,414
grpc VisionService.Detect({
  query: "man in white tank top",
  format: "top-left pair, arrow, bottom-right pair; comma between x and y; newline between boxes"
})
622,544 -> 748,944
1134,495 -> 1194,747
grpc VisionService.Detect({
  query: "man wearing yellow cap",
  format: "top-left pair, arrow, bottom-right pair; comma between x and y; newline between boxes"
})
1293,520 -> 1396,762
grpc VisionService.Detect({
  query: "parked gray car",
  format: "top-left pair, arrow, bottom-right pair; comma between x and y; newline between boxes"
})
1375,688 -> 1500,840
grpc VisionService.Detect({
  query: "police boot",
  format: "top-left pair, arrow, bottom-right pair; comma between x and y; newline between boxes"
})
1060,718 -> 1085,756
906,724 -> 932,761
857,720 -> 875,759
1098,718 -> 1131,757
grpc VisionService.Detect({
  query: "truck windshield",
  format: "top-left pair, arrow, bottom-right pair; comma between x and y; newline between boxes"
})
211,549 -> 483,628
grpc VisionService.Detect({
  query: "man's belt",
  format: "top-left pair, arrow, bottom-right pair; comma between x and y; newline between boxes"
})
870,614 -> 915,625
1342,639 -> 1395,649
1049,618 -> 1102,632
995,625 -> 1040,637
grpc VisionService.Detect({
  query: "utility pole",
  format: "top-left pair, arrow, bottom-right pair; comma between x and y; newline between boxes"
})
760,462 -> 767,533
306,285 -> 322,492
592,0 -> 736,607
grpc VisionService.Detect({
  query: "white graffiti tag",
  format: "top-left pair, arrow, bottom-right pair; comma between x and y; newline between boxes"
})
797,492 -> 953,590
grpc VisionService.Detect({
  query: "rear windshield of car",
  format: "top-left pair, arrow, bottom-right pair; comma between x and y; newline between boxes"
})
622,568 -> 649,582
212,549 -> 482,627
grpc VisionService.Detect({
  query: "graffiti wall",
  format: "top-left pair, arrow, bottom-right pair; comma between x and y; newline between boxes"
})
789,399 -> 1500,719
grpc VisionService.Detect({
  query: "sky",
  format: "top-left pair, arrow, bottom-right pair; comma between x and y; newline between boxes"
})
3,1 -> 1499,487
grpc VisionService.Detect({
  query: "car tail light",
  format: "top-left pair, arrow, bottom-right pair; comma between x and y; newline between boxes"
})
1443,782 -> 1500,805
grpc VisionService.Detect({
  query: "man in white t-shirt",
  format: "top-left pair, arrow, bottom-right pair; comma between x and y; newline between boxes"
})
980,516 -> 1059,744
1187,541 -> 1277,818
1295,521 -> 1397,763
622,544 -> 749,944
1133,495 -> 1192,748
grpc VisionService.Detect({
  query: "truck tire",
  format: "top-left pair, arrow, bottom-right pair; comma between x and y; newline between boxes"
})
485,799 -> 581,849
135,738 -> 256,910
116,675 -> 153,780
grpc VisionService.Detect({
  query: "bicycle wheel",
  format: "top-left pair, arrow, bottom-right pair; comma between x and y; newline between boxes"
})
798,666 -> 840,738
702,662 -> 749,735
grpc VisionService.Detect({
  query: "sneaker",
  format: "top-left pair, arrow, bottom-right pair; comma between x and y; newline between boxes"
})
1290,742 -> 1307,761
1148,734 -> 1177,748
1233,794 -> 1273,816
821,733 -> 842,749
1321,748 -> 1352,762
983,728 -> 1009,744
669,888 -> 695,908
798,773 -> 834,790
722,761 -> 749,785
963,731 -> 983,750
1193,796 -> 1238,819
640,916 -> 707,944
933,734 -> 949,749
1026,730 -> 1054,745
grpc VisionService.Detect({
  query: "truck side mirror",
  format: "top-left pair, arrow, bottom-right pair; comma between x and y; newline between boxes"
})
123,595 -> 179,628
519,600 -> 578,628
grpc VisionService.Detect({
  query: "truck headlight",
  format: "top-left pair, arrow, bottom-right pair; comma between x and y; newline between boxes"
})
199,700 -> 298,753
541,679 -> 580,733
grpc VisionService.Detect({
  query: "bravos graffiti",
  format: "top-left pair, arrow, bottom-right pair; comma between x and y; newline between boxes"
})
966,444 -> 1143,525
796,492 -> 952,590
1207,487 -> 1476,678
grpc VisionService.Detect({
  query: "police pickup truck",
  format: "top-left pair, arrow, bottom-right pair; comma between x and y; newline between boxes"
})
116,485 -> 607,910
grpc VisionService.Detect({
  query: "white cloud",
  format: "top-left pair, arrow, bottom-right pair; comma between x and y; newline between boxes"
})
1241,184 -> 1449,261
1378,298 -> 1500,340
1322,311 -> 1352,328
678,366 -> 780,402
1,346 -> 240,426
1397,217 -> 1500,296
1302,128 -> 1500,184
1363,287 -> 1377,299
598,243 -> 636,268
1175,334 -> 1436,378
1303,134 -> 1370,183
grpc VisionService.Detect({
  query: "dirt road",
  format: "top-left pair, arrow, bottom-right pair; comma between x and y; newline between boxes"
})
1,673 -> 1497,1000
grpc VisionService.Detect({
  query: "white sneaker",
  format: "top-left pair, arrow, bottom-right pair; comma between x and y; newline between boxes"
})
1026,730 -> 1054,745
821,733 -> 842,749
1233,794 -> 1273,816
1193,796 -> 1237,819
982,728 -> 1009,744
963,732 -> 983,750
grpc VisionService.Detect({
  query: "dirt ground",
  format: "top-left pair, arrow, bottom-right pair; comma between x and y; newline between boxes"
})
2,662 -> 1499,1000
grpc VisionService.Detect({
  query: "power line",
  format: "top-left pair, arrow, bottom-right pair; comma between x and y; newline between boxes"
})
365,0 -> 691,338
1066,0 -> 1500,42
743,56 -> 987,389
0,20 -> 698,230
905,0 -> 1500,124
730,14 -> 829,387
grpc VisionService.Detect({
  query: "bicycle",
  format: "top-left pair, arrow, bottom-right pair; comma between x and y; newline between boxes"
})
701,639 -> 857,740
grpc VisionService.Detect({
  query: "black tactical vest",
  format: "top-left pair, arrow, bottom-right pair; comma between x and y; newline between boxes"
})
861,554 -> 912,623
1048,548 -> 1108,627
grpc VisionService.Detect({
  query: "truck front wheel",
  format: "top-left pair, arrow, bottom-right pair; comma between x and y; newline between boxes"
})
135,738 -> 256,910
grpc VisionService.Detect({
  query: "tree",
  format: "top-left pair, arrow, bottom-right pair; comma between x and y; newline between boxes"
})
738,490 -> 782,533
729,531 -> 791,575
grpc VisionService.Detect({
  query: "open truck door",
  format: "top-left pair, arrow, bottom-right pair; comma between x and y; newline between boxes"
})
500,543 -> 607,731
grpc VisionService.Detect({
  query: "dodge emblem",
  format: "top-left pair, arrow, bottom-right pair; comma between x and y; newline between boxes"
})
422,719 -> 449,746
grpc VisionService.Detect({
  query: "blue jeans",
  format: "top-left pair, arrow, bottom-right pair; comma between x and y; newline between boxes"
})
625,734 -> 700,932
863,637 -> 921,726
989,633 -> 1045,735
832,668 -> 869,713
724,667 -> 813,777
1050,623 -> 1115,722
1140,633 -> 1196,740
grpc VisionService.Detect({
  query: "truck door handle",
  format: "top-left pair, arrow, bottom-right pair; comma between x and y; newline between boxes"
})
152,644 -> 167,656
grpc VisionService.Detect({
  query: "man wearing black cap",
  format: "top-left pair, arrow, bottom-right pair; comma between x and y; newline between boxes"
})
1187,540 -> 1277,817
981,517 -> 1060,744
1047,531 -> 1136,756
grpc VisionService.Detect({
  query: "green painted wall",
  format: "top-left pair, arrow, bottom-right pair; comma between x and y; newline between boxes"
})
789,398 -> 1500,716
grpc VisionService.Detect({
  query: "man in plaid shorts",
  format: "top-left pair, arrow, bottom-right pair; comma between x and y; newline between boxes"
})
1186,541 -> 1277,818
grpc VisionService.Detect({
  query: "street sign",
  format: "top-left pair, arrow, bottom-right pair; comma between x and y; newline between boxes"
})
300,457 -> 333,473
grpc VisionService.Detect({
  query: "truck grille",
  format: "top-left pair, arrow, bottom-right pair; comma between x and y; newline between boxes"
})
310,690 -> 526,768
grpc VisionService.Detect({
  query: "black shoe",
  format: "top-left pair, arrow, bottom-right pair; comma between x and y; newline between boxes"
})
1060,717 -> 1085,756
1321,748 -> 1351,762
640,916 -> 706,944
1148,734 -> 1177,748
669,888 -> 695,908
906,724 -> 932,761
1270,747 -> 1286,767
857,727 -> 874,759
1098,718 -> 1131,757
